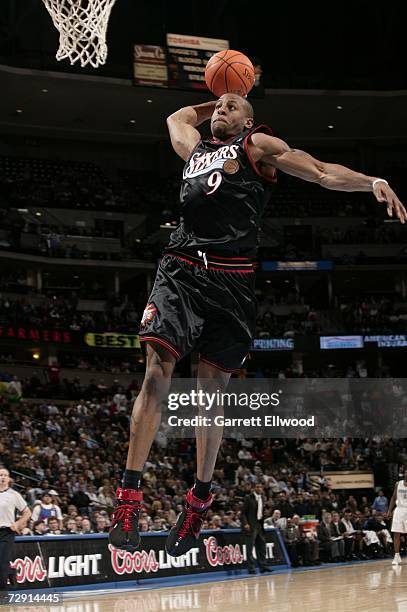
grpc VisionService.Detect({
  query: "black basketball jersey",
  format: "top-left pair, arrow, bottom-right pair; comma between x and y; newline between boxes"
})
167,125 -> 277,257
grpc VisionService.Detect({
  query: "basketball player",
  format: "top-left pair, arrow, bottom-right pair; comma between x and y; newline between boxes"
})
387,470 -> 407,564
109,94 -> 407,555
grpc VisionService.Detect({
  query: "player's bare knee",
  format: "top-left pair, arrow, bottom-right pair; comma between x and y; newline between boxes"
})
142,365 -> 171,401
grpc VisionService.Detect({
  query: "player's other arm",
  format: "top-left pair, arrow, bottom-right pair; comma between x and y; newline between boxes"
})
387,483 -> 398,517
249,133 -> 407,223
166,101 -> 216,161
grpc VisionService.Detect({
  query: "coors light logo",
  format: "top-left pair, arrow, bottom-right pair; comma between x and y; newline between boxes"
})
184,145 -> 239,179
11,556 -> 47,583
10,554 -> 102,583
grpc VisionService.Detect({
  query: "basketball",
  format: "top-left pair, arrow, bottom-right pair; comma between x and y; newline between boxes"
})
205,50 -> 255,97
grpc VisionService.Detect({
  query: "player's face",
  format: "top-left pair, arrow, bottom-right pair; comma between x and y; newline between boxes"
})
211,94 -> 253,140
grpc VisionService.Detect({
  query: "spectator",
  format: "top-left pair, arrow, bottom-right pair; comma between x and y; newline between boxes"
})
47,517 -> 62,535
340,509 -> 358,561
317,512 -> 344,562
365,512 -> 392,555
264,509 -> 286,529
94,516 -> 109,533
32,520 -> 48,536
281,517 -> 302,567
70,484 -> 91,515
97,485 -> 114,511
372,490 -> 389,513
81,518 -> 94,534
31,492 -> 63,528
292,515 -> 320,566
63,518 -> 78,534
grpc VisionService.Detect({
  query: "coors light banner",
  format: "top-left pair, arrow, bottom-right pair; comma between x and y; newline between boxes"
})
12,530 -> 288,589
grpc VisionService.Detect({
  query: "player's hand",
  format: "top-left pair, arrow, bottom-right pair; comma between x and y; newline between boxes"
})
373,181 -> 407,224
9,522 -> 20,533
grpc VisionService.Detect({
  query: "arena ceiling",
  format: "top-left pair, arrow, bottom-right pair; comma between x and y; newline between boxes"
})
1,64 -> 407,146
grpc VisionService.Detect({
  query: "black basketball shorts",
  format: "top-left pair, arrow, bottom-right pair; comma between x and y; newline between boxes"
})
138,250 -> 257,372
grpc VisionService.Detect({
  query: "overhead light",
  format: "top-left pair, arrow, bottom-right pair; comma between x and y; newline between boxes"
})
73,275 -> 79,279
33,352 -> 40,360
129,119 -> 136,124
135,238 -> 141,243
147,99 -> 153,103
266,280 -> 271,284
327,125 -> 334,129
17,208 -> 28,213
15,109 -> 23,114
336,105 -> 343,110
35,212 -> 42,216
41,88 -> 48,93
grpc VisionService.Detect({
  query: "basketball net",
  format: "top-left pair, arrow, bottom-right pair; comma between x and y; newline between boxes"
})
41,0 -> 117,68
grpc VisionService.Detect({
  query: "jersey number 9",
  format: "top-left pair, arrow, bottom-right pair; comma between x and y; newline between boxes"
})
206,171 -> 222,195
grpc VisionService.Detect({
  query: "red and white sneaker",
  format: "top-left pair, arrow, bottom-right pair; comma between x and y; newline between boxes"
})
165,488 -> 213,557
109,487 -> 143,551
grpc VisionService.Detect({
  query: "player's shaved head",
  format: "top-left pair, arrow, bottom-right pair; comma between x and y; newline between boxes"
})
242,97 -> 254,118
219,93 -> 254,118
212,93 -> 254,139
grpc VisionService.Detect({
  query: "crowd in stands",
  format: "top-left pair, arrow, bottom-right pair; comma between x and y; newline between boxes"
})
0,293 -> 143,333
2,154 -> 406,266
0,391 -> 403,565
267,173 -> 373,218
1,285 -> 407,348
256,289 -> 321,338
0,156 -> 132,212
0,287 -> 318,339
0,279 -> 406,358
337,296 -> 407,333
316,222 -> 407,246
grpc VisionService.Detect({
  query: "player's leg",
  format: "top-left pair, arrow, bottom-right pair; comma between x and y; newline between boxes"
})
393,532 -> 401,564
195,361 -> 230,483
165,264 -> 255,557
391,507 -> 404,564
109,342 -> 176,551
126,342 -> 175,471
165,361 -> 230,556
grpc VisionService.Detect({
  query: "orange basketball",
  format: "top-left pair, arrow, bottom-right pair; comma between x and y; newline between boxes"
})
205,50 -> 255,97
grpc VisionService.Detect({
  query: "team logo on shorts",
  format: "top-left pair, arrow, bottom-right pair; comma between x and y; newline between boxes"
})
140,303 -> 157,328
223,159 -> 240,174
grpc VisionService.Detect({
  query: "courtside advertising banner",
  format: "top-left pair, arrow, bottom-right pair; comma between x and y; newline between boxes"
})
11,530 -> 287,590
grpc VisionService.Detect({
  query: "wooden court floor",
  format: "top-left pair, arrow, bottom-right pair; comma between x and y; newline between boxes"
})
4,560 -> 407,612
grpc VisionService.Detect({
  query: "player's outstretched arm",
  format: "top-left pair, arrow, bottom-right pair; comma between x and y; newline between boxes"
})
249,132 -> 407,223
167,101 -> 216,161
